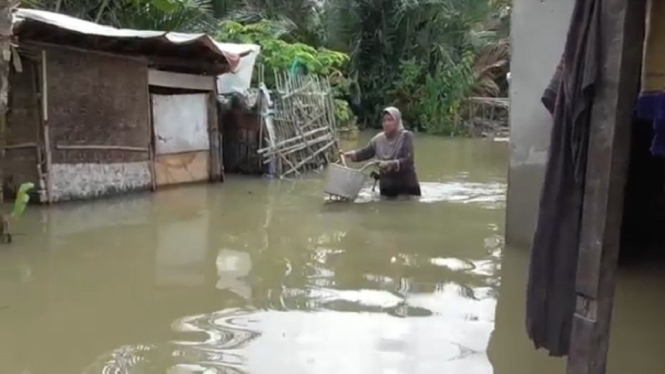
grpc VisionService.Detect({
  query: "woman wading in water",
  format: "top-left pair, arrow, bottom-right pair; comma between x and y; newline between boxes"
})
342,107 -> 421,198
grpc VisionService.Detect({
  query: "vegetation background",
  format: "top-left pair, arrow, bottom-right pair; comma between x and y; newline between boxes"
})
21,0 -> 511,136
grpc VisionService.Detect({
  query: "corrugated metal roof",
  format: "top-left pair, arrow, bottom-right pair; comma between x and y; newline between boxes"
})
12,8 -> 258,72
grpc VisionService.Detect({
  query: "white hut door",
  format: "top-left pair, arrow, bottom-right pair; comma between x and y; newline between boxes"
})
151,93 -> 210,187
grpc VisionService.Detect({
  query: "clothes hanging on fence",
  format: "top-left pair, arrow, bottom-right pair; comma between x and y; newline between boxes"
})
525,0 -> 600,357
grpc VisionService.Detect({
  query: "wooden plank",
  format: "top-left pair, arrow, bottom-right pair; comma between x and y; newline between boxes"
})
154,151 -> 209,187
147,55 -> 223,75
55,144 -> 149,152
207,92 -> 222,182
281,139 -> 335,177
257,126 -> 330,153
146,71 -> 157,191
566,0 -> 646,373
31,60 -> 46,203
261,133 -> 333,161
41,50 -> 48,121
41,50 -> 53,204
148,69 -> 215,91
2,142 -> 37,150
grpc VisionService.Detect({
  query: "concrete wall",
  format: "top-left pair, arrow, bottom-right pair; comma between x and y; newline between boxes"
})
505,0 -> 576,248
50,162 -> 151,202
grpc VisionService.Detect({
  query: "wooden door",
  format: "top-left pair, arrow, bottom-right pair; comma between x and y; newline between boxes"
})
151,93 -> 210,187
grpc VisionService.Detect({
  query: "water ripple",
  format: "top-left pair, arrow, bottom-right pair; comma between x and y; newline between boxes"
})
353,181 -> 505,207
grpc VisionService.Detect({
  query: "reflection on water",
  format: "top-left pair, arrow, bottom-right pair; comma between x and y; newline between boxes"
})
1,134 -> 664,373
217,250 -> 252,300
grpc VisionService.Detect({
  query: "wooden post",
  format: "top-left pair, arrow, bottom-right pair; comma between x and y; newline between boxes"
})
40,50 -> 53,203
145,73 -> 157,191
566,0 -> 646,373
31,60 -> 47,203
207,92 -> 222,182
0,1 -> 13,204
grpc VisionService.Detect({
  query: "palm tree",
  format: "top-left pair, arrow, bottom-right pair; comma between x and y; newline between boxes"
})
218,0 -> 322,45
25,0 -> 324,39
21,0 -> 512,135
24,0 -> 219,32
107,0 -> 218,32
319,0 -> 510,132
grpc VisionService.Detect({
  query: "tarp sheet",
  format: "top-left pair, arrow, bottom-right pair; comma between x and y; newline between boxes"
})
217,45 -> 260,94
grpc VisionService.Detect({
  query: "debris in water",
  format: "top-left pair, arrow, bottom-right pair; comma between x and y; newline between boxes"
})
2,182 -> 34,244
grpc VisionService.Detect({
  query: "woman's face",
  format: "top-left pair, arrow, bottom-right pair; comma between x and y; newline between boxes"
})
382,113 -> 398,133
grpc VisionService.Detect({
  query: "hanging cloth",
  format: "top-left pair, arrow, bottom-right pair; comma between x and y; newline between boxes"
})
525,0 -> 600,357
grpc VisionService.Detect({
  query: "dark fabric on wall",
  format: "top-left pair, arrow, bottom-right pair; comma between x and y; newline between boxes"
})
525,0 -> 601,357
620,118 -> 665,255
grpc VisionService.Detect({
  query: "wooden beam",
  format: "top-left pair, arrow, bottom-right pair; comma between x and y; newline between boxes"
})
148,69 -> 215,91
2,142 -> 37,150
41,50 -> 53,204
566,0 -> 646,373
146,67 -> 157,192
55,144 -> 149,152
146,55 -> 225,75
207,92 -> 222,182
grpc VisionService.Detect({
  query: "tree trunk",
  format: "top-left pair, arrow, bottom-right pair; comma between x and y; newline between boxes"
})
0,1 -> 13,203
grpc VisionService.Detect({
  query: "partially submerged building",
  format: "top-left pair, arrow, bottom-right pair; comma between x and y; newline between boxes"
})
506,0 -> 664,372
3,9 -> 257,203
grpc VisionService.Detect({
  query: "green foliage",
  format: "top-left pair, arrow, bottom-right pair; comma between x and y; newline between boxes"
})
28,0 -> 511,137
217,21 -> 348,78
388,51 -> 477,135
334,99 -> 354,128
25,0 -> 218,32
217,20 -> 356,127
321,0 -> 510,134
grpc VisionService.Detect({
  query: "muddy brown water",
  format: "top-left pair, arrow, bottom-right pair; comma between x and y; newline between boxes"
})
0,133 -> 664,373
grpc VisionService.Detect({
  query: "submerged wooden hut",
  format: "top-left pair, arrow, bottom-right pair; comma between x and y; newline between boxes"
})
3,9 -> 256,203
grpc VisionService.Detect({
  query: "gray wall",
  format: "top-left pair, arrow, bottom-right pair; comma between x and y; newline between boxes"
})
505,0 -> 576,248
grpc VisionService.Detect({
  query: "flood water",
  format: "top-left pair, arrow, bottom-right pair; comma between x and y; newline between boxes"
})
1,133 -> 665,373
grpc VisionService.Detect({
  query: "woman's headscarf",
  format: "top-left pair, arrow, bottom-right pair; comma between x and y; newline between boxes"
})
383,106 -> 404,132
376,106 -> 406,160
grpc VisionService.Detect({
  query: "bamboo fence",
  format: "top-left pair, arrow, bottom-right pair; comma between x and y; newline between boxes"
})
257,72 -> 339,178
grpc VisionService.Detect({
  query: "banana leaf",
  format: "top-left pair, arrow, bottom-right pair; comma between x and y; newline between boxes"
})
11,182 -> 34,219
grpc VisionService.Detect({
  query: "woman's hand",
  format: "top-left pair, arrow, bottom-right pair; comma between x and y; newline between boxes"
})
340,150 -> 354,160
378,160 -> 397,171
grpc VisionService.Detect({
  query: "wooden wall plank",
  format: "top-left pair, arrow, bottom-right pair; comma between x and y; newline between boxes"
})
207,92 -> 222,182
148,69 -> 214,91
